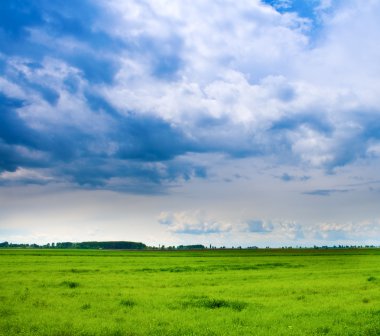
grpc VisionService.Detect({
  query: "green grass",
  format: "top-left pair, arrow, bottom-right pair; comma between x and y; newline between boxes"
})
1,248 -> 380,335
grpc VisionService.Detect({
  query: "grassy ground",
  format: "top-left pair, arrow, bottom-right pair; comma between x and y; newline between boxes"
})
0,248 -> 379,335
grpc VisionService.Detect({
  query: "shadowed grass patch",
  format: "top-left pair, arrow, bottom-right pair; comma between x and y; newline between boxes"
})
138,262 -> 304,273
70,268 -> 99,273
120,299 -> 136,308
61,281 -> 80,288
315,326 -> 330,334
32,299 -> 49,308
182,297 -> 248,311
81,303 -> 91,310
0,308 -> 16,318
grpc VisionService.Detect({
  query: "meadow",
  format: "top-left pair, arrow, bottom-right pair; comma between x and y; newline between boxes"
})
0,248 -> 379,336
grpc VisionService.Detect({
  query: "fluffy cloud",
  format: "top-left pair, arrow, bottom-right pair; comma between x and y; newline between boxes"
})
246,219 -> 274,233
313,220 -> 380,242
244,218 -> 304,240
158,211 -> 232,234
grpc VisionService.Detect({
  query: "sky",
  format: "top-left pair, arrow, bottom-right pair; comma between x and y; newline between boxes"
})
1,0 -> 380,247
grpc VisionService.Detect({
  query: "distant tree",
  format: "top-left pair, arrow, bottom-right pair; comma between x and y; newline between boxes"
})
177,245 -> 205,250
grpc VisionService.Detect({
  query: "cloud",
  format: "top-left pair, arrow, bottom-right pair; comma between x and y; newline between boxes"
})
245,217 -> 379,243
246,219 -> 274,233
158,213 -> 310,241
279,221 -> 305,239
315,229 -> 347,241
1,0 -> 380,193
158,211 -> 232,234
303,189 -> 349,196
245,218 -> 304,239
312,220 -> 380,242
0,168 -> 53,186
265,0 -> 292,11
279,173 -> 310,182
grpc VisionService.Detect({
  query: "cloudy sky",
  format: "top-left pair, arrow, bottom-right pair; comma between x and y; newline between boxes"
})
1,0 -> 380,247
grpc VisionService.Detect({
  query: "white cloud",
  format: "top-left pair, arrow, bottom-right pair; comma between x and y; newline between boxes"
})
0,167 -> 53,183
158,210 -> 233,234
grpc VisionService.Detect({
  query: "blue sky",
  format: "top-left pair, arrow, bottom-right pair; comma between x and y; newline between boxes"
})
1,0 -> 380,247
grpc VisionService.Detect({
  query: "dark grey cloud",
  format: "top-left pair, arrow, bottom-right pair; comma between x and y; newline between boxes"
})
303,189 -> 350,196
113,114 -> 196,162
0,91 -> 207,192
279,173 -> 310,182
270,113 -> 333,135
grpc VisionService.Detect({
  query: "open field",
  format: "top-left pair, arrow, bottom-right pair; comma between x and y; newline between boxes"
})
1,248 -> 380,336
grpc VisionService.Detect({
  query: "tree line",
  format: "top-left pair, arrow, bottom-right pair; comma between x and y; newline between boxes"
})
0,241 -> 207,250
0,241 -> 378,250
0,241 -> 146,250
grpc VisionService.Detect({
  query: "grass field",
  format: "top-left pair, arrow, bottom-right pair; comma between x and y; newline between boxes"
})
0,248 -> 380,335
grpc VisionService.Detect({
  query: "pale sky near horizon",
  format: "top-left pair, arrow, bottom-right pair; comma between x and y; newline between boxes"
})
1,0 -> 380,247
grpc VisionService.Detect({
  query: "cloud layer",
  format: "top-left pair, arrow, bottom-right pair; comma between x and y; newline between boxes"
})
2,0 -> 380,193
158,210 -> 380,246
